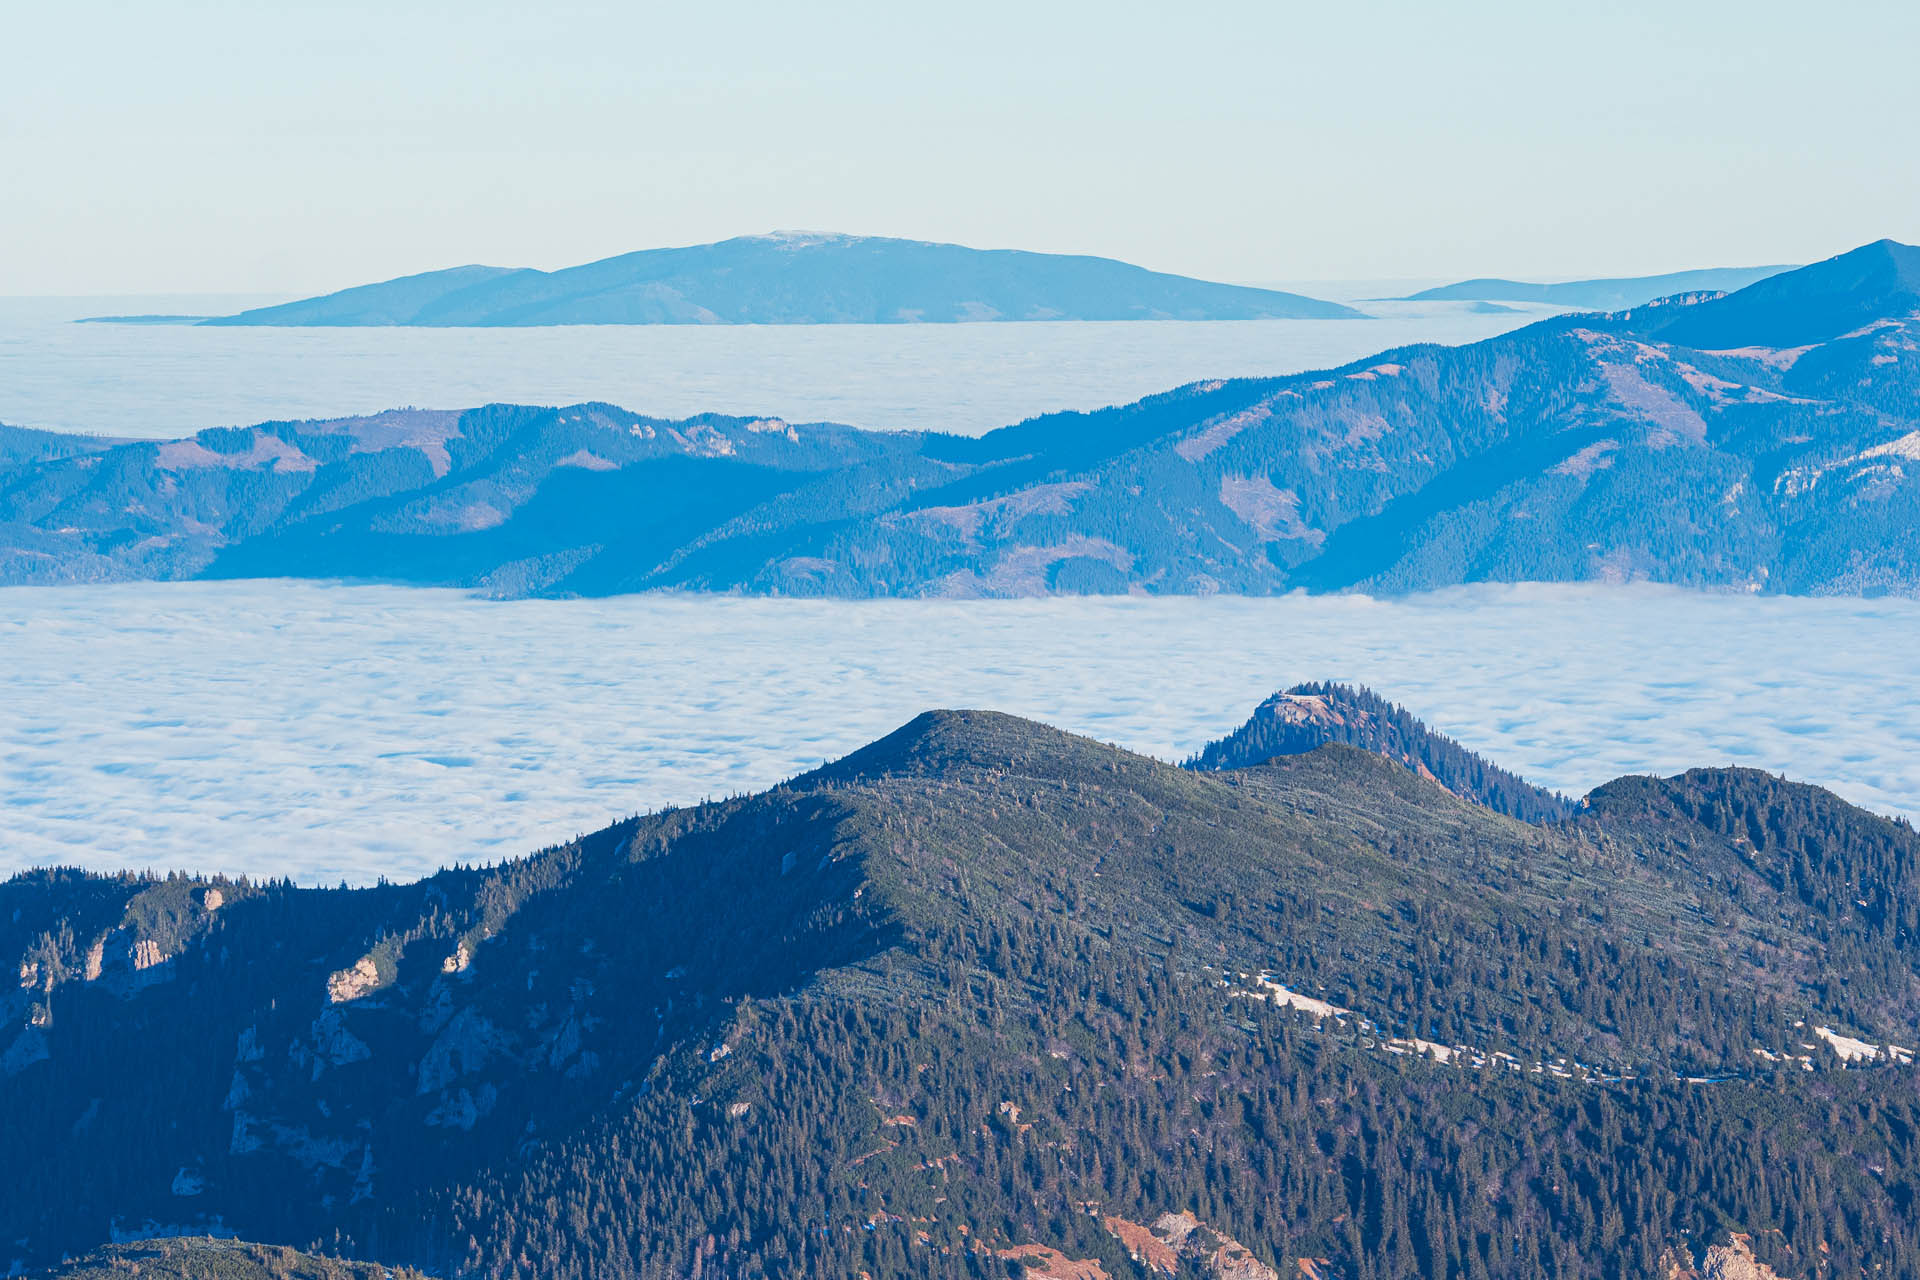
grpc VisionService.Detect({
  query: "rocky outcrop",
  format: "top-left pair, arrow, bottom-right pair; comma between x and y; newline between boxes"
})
441,940 -> 474,974
327,955 -> 385,1003
305,1009 -> 372,1073
995,1243 -> 1110,1280
1662,1234 -> 1791,1280
1102,1217 -> 1177,1274
418,1008 -> 509,1095
1102,1212 -> 1278,1280
424,1084 -> 498,1131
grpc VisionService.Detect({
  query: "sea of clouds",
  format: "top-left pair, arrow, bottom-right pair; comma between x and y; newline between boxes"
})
0,296 -> 1547,439
4,580 -> 1915,884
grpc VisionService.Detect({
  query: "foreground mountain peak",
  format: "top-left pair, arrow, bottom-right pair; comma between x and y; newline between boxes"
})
796,707 -> 1161,795
7,697 -> 1920,1279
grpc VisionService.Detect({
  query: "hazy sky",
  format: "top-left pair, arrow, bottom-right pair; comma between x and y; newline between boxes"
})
6,0 -> 1918,295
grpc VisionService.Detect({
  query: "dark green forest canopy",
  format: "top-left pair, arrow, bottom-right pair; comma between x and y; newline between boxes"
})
8,699 -> 1920,1279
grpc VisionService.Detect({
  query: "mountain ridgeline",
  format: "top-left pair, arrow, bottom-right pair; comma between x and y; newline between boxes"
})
6,238 -> 1919,599
1186,682 -> 1574,822
40,1239 -> 435,1280
9,690 -> 1920,1280
1398,263 -> 1795,310
185,233 -> 1362,326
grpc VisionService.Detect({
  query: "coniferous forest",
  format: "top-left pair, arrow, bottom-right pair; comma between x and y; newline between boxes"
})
13,11 -> 1918,1280
9,700 -> 1920,1279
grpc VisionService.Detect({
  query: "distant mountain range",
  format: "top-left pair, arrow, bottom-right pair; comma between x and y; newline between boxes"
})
162,233 -> 1361,326
10,238 -> 1918,598
1397,262 -> 1795,309
9,688 -> 1920,1279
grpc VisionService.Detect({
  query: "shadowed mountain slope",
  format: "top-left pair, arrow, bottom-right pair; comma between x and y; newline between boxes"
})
1633,238 -> 1920,349
8,701 -> 1920,1279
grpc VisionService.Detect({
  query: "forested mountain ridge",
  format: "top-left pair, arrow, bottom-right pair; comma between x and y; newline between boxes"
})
0,422 -> 119,467
1185,681 -> 1574,821
1630,237 -> 1920,350
188,232 -> 1362,326
1397,263 -> 1794,309
5,238 -> 1919,596
0,404 -> 922,590
8,696 -> 1920,1279
37,1238 -> 435,1280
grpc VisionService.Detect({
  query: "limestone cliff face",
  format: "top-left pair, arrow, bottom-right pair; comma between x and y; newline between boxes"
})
326,954 -> 385,1003
2,875 -> 248,1055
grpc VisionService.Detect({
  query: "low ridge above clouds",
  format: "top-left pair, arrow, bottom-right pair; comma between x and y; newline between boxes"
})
1398,262 -> 1796,309
178,232 -> 1363,326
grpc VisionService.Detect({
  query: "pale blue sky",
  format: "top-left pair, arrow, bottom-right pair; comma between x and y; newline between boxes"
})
6,0 -> 1917,294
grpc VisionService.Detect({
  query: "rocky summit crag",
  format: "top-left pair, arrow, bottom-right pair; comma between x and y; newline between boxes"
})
9,688 -> 1920,1279
1185,681 -> 1574,822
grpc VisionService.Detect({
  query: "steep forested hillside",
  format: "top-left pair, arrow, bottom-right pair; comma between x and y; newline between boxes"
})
8,700 -> 1920,1279
6,240 -> 1918,598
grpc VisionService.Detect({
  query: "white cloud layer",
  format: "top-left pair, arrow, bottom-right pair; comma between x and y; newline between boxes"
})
2,581 -> 1915,885
0,299 -> 1542,439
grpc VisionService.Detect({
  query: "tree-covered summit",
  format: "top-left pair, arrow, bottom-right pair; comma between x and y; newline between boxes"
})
1185,681 -> 1574,822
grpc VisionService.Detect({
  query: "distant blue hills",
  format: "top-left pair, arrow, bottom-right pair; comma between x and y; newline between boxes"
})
15,239 -> 1917,599
184,232 -> 1363,326
1637,238 -> 1920,350
1398,263 -> 1797,310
